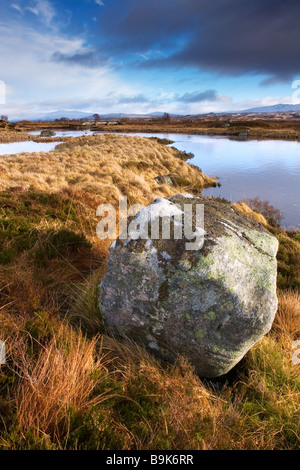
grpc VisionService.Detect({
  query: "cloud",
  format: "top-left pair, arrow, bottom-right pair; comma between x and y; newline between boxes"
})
0,20 -> 142,119
52,50 -> 108,68
38,93 -> 149,110
176,90 -> 217,103
96,0 -> 300,83
10,4 -> 23,15
2,0 -> 296,118
95,0 -> 104,5
116,94 -> 148,104
25,0 -> 56,28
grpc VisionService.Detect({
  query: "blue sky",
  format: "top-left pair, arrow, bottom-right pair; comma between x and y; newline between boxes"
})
1,0 -> 300,119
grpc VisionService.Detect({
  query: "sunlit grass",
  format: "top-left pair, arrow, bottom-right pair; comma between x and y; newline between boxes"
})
0,133 -> 299,450
0,134 -> 216,202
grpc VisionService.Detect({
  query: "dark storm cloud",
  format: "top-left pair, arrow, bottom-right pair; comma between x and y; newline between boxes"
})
177,90 -> 217,103
97,0 -> 300,82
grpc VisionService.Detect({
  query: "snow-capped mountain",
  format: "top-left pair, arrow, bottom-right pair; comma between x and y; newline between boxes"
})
241,103 -> 300,113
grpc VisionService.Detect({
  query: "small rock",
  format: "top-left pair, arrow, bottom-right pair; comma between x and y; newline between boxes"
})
40,130 -> 56,137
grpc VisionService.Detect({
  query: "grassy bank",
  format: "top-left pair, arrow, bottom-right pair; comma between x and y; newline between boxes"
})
95,119 -> 300,141
2,116 -> 300,143
0,134 -> 299,450
0,134 -> 216,197
0,129 -> 31,143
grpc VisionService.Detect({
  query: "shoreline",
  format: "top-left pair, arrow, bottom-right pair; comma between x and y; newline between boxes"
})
1,128 -> 300,144
2,116 -> 300,143
1,131 -> 299,230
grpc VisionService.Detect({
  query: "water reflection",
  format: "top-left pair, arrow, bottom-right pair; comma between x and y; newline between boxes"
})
121,133 -> 300,229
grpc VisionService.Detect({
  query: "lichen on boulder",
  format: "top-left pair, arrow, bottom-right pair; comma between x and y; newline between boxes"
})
99,194 -> 278,378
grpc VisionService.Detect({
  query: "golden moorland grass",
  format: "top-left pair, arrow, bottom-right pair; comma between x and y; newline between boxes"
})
1,298 -> 299,450
0,133 -> 299,450
233,201 -> 269,226
3,117 -> 300,144
0,134 -> 216,204
15,325 -> 112,443
0,128 -> 31,143
6,117 -> 300,141
273,290 -> 300,344
105,121 -> 300,141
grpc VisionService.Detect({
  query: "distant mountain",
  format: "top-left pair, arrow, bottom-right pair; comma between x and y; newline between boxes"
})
148,112 -> 167,117
10,104 -> 300,122
11,110 -> 95,122
92,112 -> 178,118
100,113 -> 150,119
241,103 -> 300,114
12,110 -> 180,122
101,111 -> 180,118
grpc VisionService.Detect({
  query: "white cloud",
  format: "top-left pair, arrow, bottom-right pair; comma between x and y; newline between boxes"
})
260,96 -> 294,106
95,0 -> 104,5
0,20 -> 146,119
25,0 -> 56,28
10,4 -> 23,15
0,81 -> 6,105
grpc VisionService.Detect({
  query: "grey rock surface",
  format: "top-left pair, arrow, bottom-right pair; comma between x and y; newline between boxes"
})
40,130 -> 56,137
99,194 -> 278,377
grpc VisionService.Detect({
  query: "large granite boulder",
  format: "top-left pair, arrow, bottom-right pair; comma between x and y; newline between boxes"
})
99,194 -> 278,377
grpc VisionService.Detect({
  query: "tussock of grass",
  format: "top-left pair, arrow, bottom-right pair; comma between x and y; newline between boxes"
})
233,201 -> 269,226
0,129 -> 31,143
271,230 -> 300,290
0,312 -> 113,449
273,291 -> 300,343
242,197 -> 283,227
69,270 -> 104,333
15,326 -> 110,445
